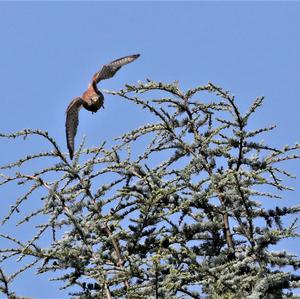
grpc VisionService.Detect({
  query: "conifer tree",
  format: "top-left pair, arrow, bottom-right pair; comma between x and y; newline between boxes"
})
0,81 -> 300,298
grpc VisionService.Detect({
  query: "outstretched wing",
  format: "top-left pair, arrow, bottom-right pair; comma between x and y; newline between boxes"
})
65,97 -> 84,160
92,54 -> 140,84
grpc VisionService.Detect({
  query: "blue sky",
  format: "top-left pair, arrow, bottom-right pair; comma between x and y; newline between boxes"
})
1,2 -> 300,298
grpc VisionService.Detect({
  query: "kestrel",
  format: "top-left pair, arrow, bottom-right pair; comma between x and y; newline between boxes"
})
65,54 -> 140,159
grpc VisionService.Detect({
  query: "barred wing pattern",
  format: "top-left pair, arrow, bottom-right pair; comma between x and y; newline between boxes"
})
93,54 -> 140,83
65,97 -> 84,160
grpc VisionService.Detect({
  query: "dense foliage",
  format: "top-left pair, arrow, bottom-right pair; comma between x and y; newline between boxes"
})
0,81 -> 300,298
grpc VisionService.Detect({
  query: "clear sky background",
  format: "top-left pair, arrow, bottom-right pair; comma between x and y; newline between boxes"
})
0,2 -> 300,298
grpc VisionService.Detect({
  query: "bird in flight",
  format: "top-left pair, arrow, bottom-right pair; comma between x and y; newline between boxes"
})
65,54 -> 140,160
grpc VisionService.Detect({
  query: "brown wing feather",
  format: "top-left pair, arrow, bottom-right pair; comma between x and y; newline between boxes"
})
65,97 -> 84,160
93,54 -> 140,84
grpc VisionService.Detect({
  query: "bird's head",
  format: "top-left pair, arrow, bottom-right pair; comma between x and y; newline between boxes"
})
89,93 -> 104,112
90,95 -> 100,104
